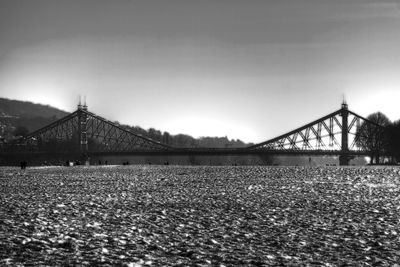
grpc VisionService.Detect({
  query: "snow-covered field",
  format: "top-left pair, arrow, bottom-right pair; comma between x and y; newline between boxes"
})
1,166 -> 399,266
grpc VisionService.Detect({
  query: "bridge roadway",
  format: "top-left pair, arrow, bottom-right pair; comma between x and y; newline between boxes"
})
0,148 -> 368,157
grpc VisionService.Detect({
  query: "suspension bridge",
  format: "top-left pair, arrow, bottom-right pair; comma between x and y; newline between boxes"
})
1,102 -> 385,165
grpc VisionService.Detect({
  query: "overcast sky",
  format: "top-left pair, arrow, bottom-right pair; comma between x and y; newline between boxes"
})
1,0 -> 400,143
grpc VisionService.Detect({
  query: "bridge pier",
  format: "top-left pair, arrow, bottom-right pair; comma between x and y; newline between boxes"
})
78,102 -> 89,165
340,101 -> 349,166
339,155 -> 350,166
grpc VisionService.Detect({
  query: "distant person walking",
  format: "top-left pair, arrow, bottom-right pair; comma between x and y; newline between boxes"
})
20,161 -> 27,170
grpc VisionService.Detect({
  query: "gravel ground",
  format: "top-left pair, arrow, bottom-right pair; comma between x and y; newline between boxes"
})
1,165 -> 400,266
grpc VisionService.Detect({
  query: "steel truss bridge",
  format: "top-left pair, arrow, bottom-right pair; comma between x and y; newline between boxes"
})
1,103 -> 385,165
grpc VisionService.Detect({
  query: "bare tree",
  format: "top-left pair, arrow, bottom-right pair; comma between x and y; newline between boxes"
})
356,112 -> 390,164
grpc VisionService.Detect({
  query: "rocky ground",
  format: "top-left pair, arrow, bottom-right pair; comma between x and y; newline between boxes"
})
0,165 -> 400,266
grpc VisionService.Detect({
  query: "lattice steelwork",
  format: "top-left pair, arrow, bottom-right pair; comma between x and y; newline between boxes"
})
247,103 -> 383,153
24,111 -> 80,152
5,102 -> 385,166
83,109 -> 170,152
24,105 -> 171,153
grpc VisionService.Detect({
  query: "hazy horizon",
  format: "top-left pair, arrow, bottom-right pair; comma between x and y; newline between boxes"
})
1,0 -> 400,143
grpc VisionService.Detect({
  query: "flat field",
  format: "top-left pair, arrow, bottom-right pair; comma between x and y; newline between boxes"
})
1,166 -> 400,266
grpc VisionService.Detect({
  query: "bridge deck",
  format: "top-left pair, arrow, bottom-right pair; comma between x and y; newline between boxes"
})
0,148 -> 368,157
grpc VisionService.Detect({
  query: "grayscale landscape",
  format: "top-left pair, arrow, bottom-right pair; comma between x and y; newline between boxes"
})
2,1 -> 400,266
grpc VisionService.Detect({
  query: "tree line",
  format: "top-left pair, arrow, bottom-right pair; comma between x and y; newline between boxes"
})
120,125 -> 250,148
356,112 -> 400,164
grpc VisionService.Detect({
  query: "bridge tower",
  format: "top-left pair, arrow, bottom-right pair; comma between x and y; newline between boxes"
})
77,99 -> 88,159
339,101 -> 349,166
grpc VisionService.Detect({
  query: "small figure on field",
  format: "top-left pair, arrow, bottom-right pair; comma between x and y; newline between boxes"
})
20,161 -> 27,170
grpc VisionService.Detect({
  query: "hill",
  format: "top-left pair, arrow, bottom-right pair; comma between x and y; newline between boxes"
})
0,98 -> 69,119
0,98 -> 69,140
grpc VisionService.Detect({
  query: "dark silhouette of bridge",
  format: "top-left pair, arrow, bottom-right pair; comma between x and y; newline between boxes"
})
1,102 -> 385,165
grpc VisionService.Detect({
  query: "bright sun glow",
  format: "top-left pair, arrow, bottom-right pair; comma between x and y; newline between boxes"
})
0,56 -> 80,112
352,88 -> 400,122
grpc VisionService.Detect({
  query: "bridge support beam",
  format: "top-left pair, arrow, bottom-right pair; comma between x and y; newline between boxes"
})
78,103 -> 89,164
340,101 -> 349,166
339,155 -> 349,166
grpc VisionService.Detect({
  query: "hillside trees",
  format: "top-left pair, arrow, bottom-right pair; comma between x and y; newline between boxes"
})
13,126 -> 29,138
